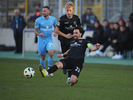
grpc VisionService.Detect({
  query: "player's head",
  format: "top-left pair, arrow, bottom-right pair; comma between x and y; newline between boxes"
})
42,6 -> 50,18
14,9 -> 20,17
65,2 -> 74,18
73,26 -> 85,39
120,25 -> 126,32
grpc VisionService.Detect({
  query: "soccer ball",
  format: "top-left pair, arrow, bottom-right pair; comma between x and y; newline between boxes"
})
23,67 -> 35,78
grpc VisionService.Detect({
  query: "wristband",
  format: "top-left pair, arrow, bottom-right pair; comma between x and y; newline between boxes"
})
61,54 -> 63,57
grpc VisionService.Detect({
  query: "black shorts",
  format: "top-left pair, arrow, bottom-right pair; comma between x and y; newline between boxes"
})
60,42 -> 70,53
60,58 -> 83,78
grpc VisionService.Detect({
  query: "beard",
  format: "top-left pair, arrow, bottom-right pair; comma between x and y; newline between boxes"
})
73,36 -> 78,39
43,14 -> 48,18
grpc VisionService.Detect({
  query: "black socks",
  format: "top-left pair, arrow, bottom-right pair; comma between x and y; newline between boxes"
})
47,65 -> 58,74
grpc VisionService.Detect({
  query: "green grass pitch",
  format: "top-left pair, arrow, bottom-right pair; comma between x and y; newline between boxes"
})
0,58 -> 133,100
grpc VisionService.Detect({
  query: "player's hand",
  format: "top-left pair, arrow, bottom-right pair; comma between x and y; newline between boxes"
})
53,33 -> 57,37
95,43 -> 100,49
57,54 -> 62,58
65,33 -> 72,39
38,33 -> 44,37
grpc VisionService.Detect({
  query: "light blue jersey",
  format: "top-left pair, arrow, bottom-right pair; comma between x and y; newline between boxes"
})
35,16 -> 56,55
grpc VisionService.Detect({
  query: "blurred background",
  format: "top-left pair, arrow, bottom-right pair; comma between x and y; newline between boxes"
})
0,0 -> 132,28
0,0 -> 133,59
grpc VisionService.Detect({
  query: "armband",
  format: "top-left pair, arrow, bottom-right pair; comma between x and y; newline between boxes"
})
87,43 -> 91,49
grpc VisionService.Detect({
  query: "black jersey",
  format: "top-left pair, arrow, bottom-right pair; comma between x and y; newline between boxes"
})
67,39 -> 90,63
57,14 -> 81,43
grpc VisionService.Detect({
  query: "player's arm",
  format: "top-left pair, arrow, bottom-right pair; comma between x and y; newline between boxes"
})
34,28 -> 44,37
57,49 -> 70,58
55,27 -> 72,39
53,26 -> 58,37
87,43 -> 100,51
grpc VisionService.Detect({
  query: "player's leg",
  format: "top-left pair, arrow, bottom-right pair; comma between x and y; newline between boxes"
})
46,42 -> 54,76
38,43 -> 47,77
40,55 -> 46,69
70,75 -> 78,86
60,42 -> 68,75
46,58 -> 71,76
48,50 -> 54,69
39,54 -> 46,77
48,49 -> 54,76
70,60 -> 83,86
39,61 -> 64,77
65,43 -> 72,83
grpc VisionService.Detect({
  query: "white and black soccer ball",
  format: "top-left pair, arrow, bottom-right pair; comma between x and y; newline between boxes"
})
23,67 -> 35,78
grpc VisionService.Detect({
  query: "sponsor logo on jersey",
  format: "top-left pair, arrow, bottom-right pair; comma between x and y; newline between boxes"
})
65,25 -> 74,30
46,26 -> 49,29
64,22 -> 69,24
73,21 -> 77,25
71,42 -> 81,47
79,40 -> 83,43
51,21 -> 53,25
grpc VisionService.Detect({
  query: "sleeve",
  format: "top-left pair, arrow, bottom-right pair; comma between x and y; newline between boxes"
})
30,14 -> 38,19
56,17 -> 63,29
35,19 -> 39,29
53,17 -> 56,27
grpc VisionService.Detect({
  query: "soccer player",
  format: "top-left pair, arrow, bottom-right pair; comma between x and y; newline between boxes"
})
55,1 -> 82,83
34,6 -> 56,76
39,26 -> 100,86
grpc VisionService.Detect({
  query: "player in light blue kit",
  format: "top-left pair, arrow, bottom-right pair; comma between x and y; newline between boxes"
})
34,6 -> 57,77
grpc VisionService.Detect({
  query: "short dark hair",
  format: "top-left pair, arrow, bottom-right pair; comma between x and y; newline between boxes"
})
73,26 -> 85,37
114,22 -> 119,26
43,6 -> 50,10
103,19 -> 108,22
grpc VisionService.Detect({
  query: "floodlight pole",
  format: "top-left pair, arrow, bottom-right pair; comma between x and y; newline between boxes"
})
59,0 -> 62,18
75,0 -> 78,15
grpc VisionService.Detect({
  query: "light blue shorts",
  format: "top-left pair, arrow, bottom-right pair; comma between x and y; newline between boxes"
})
38,41 -> 54,56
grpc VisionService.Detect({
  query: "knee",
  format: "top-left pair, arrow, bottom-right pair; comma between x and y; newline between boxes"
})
70,78 -> 77,84
41,55 -> 46,60
48,51 -> 53,57
55,62 -> 63,69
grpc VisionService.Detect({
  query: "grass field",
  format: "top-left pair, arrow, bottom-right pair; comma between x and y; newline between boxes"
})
0,58 -> 133,100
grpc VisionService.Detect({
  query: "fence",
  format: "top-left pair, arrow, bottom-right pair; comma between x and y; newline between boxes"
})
0,0 -> 133,28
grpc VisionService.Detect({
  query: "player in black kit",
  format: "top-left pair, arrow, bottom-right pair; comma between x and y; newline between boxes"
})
39,26 -> 100,86
55,1 -> 82,83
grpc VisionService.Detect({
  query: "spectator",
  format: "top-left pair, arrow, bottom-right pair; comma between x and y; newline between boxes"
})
129,12 -> 133,34
102,19 -> 112,42
125,20 -> 133,57
112,25 -> 129,59
91,20 -> 104,44
126,20 -> 131,33
82,7 -> 98,30
11,9 -> 26,53
96,22 -> 115,57
27,4 -> 41,20
86,20 -> 103,57
118,18 -> 125,26
27,4 -> 41,46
